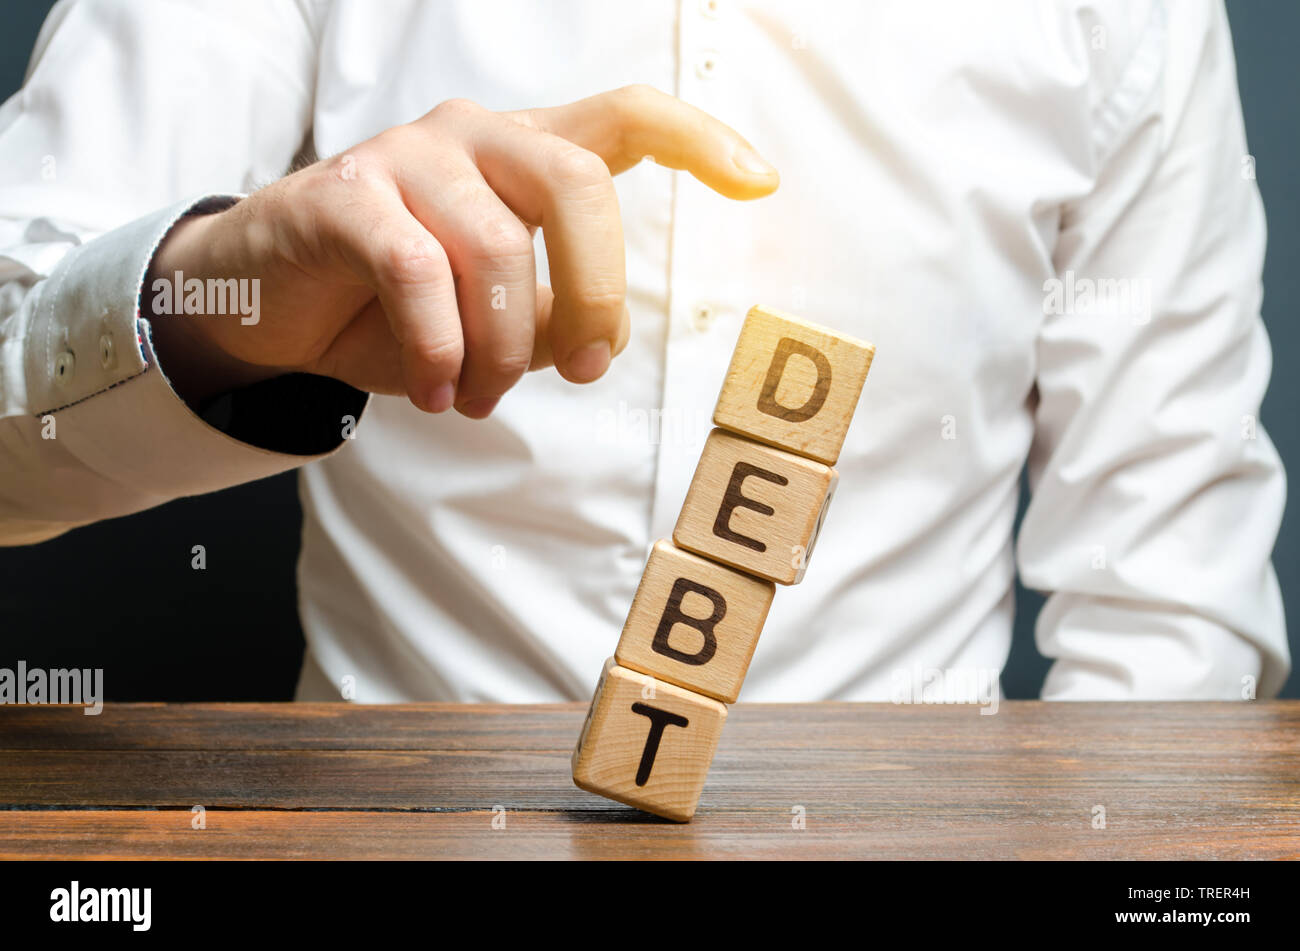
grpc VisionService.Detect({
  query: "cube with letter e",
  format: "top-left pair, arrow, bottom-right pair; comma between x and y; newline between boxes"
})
674,428 -> 838,584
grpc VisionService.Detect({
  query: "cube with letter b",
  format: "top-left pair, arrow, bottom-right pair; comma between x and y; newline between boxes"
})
615,540 -> 776,703
571,659 -> 727,822
713,305 -> 875,465
674,428 -> 838,584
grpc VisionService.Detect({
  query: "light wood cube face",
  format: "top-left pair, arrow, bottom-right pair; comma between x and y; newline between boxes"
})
674,429 -> 838,585
615,540 -> 775,703
571,660 -> 727,822
713,305 -> 875,465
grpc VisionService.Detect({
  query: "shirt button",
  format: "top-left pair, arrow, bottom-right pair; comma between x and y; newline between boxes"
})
99,333 -> 116,370
700,0 -> 721,18
695,50 -> 721,79
53,351 -> 75,385
691,303 -> 716,332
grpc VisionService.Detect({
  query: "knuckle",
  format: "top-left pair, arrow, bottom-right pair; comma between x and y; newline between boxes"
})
377,237 -> 448,288
429,97 -> 484,123
509,107 -> 544,131
469,220 -> 534,265
373,123 -> 424,156
613,84 -> 661,130
318,150 -> 361,185
483,346 -> 532,382
412,334 -> 464,374
617,83 -> 659,110
570,285 -> 625,321
303,145 -> 389,198
437,174 -> 485,209
548,146 -> 611,190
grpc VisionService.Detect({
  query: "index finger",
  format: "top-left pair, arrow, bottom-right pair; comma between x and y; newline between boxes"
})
506,84 -> 780,200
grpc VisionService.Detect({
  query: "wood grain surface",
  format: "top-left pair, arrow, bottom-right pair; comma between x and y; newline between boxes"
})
0,701 -> 1296,859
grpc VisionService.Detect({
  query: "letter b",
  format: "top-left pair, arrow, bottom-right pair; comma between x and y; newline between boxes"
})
652,578 -> 725,666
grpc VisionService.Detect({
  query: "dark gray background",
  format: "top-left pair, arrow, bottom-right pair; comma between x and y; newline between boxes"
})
1,1 -> 1295,700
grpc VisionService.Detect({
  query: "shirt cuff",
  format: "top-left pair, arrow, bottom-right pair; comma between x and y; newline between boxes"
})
24,195 -> 369,499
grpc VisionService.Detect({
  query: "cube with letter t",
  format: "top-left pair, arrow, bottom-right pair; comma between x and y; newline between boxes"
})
571,659 -> 728,822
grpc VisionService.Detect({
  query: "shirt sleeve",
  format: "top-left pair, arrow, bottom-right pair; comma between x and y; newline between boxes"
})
1018,0 -> 1289,698
0,0 -> 366,546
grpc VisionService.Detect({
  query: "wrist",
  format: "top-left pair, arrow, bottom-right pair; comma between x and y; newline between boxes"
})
144,210 -> 285,406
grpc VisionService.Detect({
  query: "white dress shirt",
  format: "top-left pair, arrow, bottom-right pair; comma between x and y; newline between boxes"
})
0,0 -> 1287,701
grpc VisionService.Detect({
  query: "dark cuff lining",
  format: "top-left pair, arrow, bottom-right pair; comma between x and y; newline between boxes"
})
198,373 -> 369,456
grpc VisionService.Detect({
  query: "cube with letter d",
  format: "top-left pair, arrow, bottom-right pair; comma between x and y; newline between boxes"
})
713,305 -> 875,465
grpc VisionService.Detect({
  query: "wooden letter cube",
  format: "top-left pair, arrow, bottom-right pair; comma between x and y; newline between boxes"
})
713,305 -> 875,465
571,659 -> 727,822
615,540 -> 775,703
674,428 -> 837,584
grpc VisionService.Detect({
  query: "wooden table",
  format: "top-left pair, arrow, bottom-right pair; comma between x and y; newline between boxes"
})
1,701 -> 1296,859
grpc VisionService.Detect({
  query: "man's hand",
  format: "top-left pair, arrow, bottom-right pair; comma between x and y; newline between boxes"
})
147,85 -> 778,418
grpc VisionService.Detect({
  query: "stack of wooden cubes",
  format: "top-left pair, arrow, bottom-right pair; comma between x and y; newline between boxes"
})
572,305 -> 876,820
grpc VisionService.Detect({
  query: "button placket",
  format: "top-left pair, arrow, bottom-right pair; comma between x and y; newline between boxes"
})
693,0 -> 723,80
646,0 -> 735,540
694,49 -> 721,80
682,0 -> 727,86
